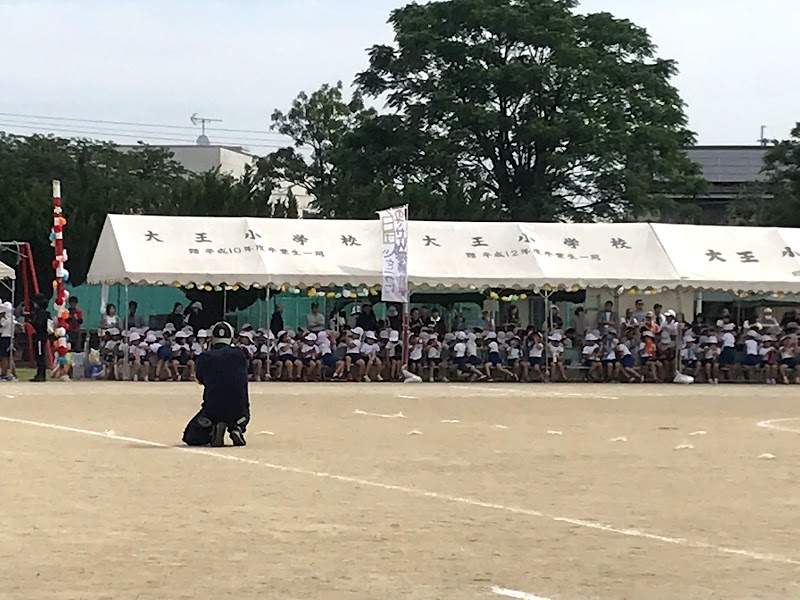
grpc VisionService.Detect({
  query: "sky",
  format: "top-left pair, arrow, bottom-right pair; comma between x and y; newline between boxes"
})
1,0 -> 797,152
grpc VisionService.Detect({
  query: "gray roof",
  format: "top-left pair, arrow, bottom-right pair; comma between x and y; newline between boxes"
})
687,146 -> 768,183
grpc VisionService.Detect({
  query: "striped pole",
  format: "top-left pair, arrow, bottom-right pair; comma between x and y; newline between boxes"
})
51,180 -> 70,374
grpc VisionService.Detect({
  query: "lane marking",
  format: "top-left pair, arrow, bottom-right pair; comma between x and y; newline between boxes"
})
1,415 -> 799,566
354,409 -> 406,419
757,417 -> 800,434
491,586 -> 551,600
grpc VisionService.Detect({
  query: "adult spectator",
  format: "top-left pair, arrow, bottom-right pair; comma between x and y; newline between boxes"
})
0,300 -> 14,381
597,300 -> 618,331
66,296 -> 84,352
166,302 -> 185,331
386,305 -> 401,331
99,303 -> 121,335
124,301 -> 145,330
572,307 -> 587,338
270,303 -> 284,336
306,302 -> 325,333
185,301 -> 204,331
356,303 -> 378,332
653,304 -> 665,327
409,307 -> 424,330
479,310 -> 494,332
631,299 -> 646,324
505,305 -> 521,328
429,308 -> 447,338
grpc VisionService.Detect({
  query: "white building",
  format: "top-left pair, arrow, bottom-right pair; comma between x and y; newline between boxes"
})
117,143 -> 313,217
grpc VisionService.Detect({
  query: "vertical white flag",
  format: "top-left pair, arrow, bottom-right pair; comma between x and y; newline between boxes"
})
378,205 -> 409,303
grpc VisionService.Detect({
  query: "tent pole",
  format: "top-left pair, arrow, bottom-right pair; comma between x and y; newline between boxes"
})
223,289 -> 228,322
402,302 -> 409,367
676,288 -> 684,377
123,283 -> 130,381
10,277 -> 16,378
265,285 -> 271,381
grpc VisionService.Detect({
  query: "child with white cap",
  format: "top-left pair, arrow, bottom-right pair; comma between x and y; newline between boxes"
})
639,329 -> 662,382
483,331 -> 517,382
333,328 -> 364,381
299,332 -> 320,381
237,331 -> 263,382
316,331 -> 336,380
614,338 -> 642,383
522,331 -> 544,382
506,335 -> 523,380
360,331 -> 384,382
274,331 -> 299,381
760,335 -> 777,384
387,330 -> 404,381
407,332 -> 424,378
426,333 -> 446,383
676,332 -> 698,381
778,334 -> 797,384
128,331 -> 148,381
546,332 -> 566,382
703,336 -> 721,384
581,332 -> 603,382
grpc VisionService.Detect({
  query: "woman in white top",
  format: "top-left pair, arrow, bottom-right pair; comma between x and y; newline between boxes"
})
99,304 -> 121,336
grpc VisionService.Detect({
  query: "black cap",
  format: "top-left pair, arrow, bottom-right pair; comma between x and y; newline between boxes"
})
211,321 -> 235,345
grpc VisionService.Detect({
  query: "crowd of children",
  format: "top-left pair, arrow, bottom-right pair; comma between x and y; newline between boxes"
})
91,303 -> 800,385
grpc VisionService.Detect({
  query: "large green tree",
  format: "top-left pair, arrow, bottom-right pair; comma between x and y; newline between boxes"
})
355,0 -> 704,222
764,124 -> 800,226
263,81 -> 368,215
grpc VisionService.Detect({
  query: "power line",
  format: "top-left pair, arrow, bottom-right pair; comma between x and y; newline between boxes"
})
0,118 -> 292,146
0,122 -> 306,152
0,111 -> 289,138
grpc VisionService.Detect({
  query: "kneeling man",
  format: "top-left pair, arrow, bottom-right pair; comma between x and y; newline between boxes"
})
182,322 -> 250,447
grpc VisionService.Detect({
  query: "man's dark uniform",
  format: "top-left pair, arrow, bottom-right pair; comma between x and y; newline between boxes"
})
28,293 -> 50,382
182,322 -> 250,447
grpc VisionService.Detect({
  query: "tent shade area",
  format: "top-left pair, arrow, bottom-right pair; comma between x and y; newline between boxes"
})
87,214 -> 800,294
0,260 -> 14,280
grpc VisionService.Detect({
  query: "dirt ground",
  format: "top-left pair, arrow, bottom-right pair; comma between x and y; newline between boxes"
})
0,382 -> 799,600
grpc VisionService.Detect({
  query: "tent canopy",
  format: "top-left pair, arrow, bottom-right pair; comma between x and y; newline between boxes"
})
86,214 -> 800,294
0,260 -> 14,280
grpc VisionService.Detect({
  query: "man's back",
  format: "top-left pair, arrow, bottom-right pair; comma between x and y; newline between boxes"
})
197,344 -> 250,423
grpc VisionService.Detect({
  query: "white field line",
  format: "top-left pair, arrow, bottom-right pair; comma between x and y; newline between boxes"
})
491,586 -> 551,600
757,417 -> 800,434
354,409 -> 406,419
1,415 -> 799,566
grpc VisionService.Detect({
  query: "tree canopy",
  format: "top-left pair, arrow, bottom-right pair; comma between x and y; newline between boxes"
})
351,0 -> 704,222
0,133 -> 293,290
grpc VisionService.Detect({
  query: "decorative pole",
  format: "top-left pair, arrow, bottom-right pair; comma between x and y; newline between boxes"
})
50,180 -> 71,376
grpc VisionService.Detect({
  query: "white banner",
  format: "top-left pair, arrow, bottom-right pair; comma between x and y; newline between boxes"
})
378,205 -> 409,303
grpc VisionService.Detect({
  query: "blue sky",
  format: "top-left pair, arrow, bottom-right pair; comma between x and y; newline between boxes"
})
1,0 -> 797,150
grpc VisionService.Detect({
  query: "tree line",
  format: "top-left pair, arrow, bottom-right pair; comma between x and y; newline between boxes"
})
1,0 -> 798,289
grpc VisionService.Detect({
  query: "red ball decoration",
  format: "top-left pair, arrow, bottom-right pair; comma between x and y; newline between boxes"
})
56,345 -> 68,356
53,225 -> 62,233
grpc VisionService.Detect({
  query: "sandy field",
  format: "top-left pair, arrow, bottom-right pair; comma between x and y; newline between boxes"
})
0,382 -> 799,600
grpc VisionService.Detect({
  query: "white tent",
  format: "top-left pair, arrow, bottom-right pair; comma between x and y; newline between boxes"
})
86,214 -> 800,294
0,260 -> 14,280
87,215 -> 677,290
651,224 -> 800,294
